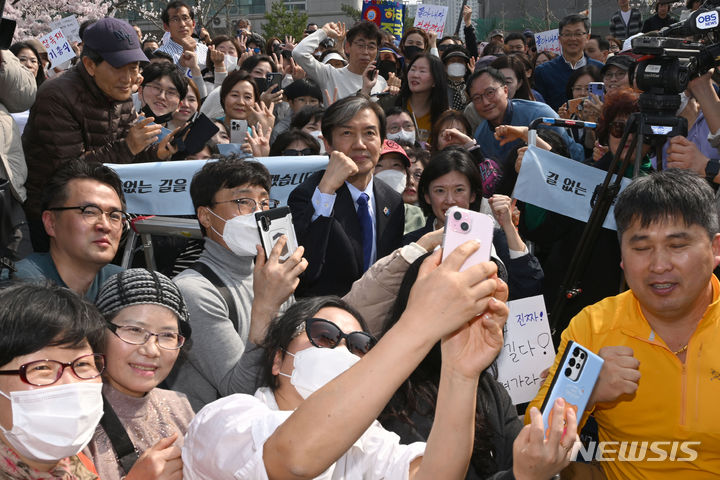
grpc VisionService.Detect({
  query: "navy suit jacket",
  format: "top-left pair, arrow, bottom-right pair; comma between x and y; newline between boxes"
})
288,171 -> 405,297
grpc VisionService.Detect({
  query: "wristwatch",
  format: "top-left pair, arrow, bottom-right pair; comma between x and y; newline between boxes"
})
705,158 -> 720,183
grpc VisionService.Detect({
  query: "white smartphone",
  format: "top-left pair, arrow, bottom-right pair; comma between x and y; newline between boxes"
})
230,119 -> 248,144
255,207 -> 299,261
441,206 -> 494,271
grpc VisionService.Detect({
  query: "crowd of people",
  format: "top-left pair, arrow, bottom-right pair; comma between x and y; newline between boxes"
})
0,0 -> 719,478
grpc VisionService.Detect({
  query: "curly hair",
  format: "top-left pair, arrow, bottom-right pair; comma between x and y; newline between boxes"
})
596,87 -> 639,145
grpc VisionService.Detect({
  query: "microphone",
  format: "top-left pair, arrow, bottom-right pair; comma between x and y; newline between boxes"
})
660,8 -> 720,37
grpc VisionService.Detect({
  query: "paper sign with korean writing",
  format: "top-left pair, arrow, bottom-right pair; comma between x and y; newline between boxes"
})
108,156 -> 329,215
39,29 -> 76,68
362,0 -> 404,44
414,4 -> 449,39
534,28 -> 561,55
496,295 -> 555,405
512,146 -> 631,231
49,15 -> 81,43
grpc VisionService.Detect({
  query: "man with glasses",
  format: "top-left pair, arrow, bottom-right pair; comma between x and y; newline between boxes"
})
534,14 -> 603,111
11,160 -> 126,302
157,0 -> 208,71
468,67 -> 585,163
167,157 -> 309,410
293,20 -> 388,102
22,17 -> 175,252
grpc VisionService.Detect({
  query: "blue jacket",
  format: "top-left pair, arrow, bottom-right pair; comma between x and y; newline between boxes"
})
533,54 -> 604,111
472,99 -> 585,163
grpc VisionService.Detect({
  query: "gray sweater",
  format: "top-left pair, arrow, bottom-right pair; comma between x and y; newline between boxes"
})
165,239 -> 267,411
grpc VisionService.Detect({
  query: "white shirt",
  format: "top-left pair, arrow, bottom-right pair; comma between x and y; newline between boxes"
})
157,36 -> 208,72
311,178 -> 377,265
182,387 -> 425,480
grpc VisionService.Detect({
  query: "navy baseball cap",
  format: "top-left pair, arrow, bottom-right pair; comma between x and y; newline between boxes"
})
83,18 -> 148,67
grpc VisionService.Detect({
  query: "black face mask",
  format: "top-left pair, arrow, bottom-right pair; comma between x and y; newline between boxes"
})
378,60 -> 398,80
141,104 -> 173,125
403,45 -> 423,62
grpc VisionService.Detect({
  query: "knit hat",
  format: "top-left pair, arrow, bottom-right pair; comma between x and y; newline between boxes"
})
96,268 -> 191,340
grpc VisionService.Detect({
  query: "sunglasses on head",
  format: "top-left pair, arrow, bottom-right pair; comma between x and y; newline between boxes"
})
305,317 -> 377,356
609,120 -> 626,138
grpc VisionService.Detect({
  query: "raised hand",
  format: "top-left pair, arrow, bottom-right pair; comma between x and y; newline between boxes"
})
259,83 -> 284,108
209,45 -> 226,72
323,87 -> 339,107
248,101 -> 276,133
386,72 -> 401,95
360,60 -> 378,95
283,35 -> 297,50
243,124 -> 271,157
494,125 -> 528,146
284,57 -> 305,80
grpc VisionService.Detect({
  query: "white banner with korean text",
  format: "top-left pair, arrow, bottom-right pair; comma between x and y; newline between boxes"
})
534,29 -> 561,55
496,295 -> 555,405
512,146 -> 631,231
108,156 -> 329,215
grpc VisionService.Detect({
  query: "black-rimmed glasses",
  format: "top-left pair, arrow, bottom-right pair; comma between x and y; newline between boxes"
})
304,318 -> 377,356
0,353 -> 105,386
106,323 -> 185,350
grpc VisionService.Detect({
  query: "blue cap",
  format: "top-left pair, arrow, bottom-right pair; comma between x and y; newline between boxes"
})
83,18 -> 149,67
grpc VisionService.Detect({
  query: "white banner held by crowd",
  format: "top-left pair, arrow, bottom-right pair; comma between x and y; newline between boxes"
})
496,295 -> 555,405
414,4 -> 449,39
49,15 -> 81,43
534,29 -> 561,55
512,145 -> 631,231
39,29 -> 76,68
108,156 -> 329,215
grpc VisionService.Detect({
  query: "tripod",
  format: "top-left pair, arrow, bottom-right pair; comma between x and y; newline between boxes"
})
548,93 -> 688,344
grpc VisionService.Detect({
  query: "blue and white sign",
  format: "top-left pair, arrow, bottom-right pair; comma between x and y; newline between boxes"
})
108,156 -> 329,215
512,146 -> 631,231
534,29 -> 561,55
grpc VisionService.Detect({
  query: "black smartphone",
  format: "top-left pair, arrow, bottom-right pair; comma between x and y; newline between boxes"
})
171,113 -> 220,154
367,68 -> 378,81
266,72 -> 283,92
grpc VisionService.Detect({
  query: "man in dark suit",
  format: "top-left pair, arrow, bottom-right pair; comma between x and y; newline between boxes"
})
288,95 -> 404,297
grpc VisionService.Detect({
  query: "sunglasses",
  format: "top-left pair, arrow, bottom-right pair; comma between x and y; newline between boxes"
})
609,121 -> 626,138
305,318 -> 377,356
282,148 -> 315,156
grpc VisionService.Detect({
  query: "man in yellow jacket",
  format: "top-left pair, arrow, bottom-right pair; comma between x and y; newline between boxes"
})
527,169 -> 720,479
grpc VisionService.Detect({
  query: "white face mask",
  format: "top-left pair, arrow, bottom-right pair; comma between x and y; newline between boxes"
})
207,209 -> 261,257
279,347 -> 359,399
309,130 -> 326,154
447,63 -> 467,78
375,169 -> 407,195
224,55 -> 239,72
0,382 -> 103,462
387,130 -> 416,145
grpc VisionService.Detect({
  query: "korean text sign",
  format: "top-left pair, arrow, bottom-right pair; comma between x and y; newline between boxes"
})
534,29 -> 561,55
362,0 -> 405,44
414,4 -> 449,39
108,156 -> 329,215
512,145 -> 631,230
39,29 -> 76,68
49,15 -> 81,44
496,295 -> 555,405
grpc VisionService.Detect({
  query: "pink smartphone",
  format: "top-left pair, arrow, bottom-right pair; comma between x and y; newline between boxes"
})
441,206 -> 494,271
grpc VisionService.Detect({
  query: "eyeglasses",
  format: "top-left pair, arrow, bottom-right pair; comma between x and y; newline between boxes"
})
609,121 -> 626,138
470,86 -> 500,104
143,83 -> 180,100
0,354 -> 105,386
213,197 -> 280,214
603,71 -> 627,80
106,322 -> 185,350
304,318 -> 377,356
282,148 -> 315,156
169,15 -> 193,24
560,31 -> 588,38
352,42 -> 378,52
47,204 -> 128,228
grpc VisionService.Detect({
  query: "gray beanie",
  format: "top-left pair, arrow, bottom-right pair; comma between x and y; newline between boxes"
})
96,268 -> 191,340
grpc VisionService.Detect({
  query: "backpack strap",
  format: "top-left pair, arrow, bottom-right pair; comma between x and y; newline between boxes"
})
189,262 -> 239,332
99,394 -> 139,475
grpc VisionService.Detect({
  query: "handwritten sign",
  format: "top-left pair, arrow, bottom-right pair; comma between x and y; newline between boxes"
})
534,28 -> 561,55
39,29 -> 76,68
414,4 -> 449,39
49,15 -> 81,43
362,0 -> 405,44
512,146 -> 632,231
497,295 -> 555,405
108,156 -> 329,215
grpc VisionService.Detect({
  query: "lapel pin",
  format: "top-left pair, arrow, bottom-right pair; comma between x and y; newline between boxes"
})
383,207 -> 390,216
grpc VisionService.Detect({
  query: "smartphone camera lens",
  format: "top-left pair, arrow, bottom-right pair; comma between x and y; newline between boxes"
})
569,358 -> 576,367
580,352 -> 586,359
460,222 -> 470,232
573,347 -> 580,357
453,211 -> 462,221
564,367 -> 572,377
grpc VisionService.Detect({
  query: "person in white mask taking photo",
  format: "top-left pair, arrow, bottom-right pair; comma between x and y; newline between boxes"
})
0,283 -> 107,478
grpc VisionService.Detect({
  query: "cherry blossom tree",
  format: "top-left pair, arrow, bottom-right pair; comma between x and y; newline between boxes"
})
5,0 -> 112,40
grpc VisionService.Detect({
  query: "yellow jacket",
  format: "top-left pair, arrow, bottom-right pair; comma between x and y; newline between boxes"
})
527,276 -> 720,479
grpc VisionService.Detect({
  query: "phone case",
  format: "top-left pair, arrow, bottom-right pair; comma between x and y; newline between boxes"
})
540,340 -> 604,434
441,207 -> 494,272
255,207 -> 299,261
230,119 -> 248,144
588,82 -> 605,102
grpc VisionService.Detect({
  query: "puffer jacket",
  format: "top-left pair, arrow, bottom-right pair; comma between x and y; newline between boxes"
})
22,60 -> 156,218
0,50 -> 36,202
